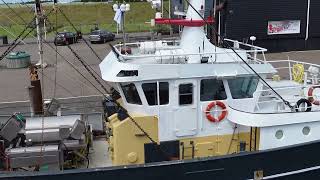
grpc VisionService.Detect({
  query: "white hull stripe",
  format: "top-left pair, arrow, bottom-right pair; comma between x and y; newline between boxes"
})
248,165 -> 320,179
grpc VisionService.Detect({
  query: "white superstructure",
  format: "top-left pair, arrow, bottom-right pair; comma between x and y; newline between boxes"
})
100,0 -> 320,152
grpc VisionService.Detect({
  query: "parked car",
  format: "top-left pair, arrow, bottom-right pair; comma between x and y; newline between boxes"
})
54,32 -> 78,46
89,30 -> 115,44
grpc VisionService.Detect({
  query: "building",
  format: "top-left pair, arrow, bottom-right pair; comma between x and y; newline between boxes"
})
172,0 -> 319,52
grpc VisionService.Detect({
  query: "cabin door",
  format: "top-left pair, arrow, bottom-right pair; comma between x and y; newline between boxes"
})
173,80 -> 198,137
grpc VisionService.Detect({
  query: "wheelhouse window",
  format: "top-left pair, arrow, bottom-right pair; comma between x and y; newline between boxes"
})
228,76 -> 259,99
142,82 -> 169,106
200,79 -> 227,101
120,83 -> 142,105
179,83 -> 193,105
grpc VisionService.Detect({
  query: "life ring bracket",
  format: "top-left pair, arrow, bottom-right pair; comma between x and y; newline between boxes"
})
205,101 -> 227,122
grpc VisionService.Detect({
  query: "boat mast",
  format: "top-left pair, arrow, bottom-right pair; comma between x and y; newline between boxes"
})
35,0 -> 46,67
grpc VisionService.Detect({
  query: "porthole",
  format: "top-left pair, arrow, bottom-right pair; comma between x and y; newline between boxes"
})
275,130 -> 283,139
302,126 -> 310,136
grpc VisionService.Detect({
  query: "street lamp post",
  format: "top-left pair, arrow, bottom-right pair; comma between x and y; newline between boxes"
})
120,2 -> 130,52
112,3 -> 119,34
113,2 -> 130,41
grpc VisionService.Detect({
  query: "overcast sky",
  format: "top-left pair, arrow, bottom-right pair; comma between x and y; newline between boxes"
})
1,0 -> 73,3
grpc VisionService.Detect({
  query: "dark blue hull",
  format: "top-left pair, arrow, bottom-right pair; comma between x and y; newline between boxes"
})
2,140 -> 320,180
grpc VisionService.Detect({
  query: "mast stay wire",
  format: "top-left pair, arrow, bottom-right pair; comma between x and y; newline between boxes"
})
0,2 -> 97,111
22,0 -> 52,31
0,7 -> 54,61
58,8 -> 103,62
20,0 -> 33,11
1,0 -> 172,158
56,7 -> 113,94
0,16 -> 36,61
0,4 -> 98,99
0,23 -> 26,45
58,3 -> 174,157
38,42 -> 108,109
0,0 -> 27,24
10,0 -> 112,98
65,45 -> 160,147
54,7 -> 161,149
67,45 -> 110,94
53,3 -> 58,98
184,0 -> 294,109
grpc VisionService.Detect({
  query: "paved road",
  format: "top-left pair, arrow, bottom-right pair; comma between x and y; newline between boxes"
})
1,37 -> 320,102
0,38 -> 112,102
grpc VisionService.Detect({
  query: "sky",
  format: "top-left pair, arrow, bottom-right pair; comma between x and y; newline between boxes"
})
1,0 -> 73,4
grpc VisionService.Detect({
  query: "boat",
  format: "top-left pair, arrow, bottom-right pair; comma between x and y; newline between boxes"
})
2,0 -> 320,179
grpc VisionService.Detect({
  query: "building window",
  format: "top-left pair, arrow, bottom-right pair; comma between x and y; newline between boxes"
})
228,76 -> 259,99
120,83 -> 142,105
142,82 -> 169,106
200,79 -> 227,101
179,83 -> 193,105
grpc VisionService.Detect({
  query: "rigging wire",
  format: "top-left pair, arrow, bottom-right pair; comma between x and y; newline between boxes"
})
53,4 -> 58,98
1,0 -> 168,159
65,44 -> 110,93
0,7 -> 54,61
20,0 -> 33,10
0,26 -> 35,59
52,46 -> 107,96
0,5 -> 101,110
0,23 -> 25,45
0,0 -> 101,97
184,0 -> 294,109
66,45 -> 159,145
39,71 -> 76,97
63,49 -> 161,148
0,0 -> 27,24
67,45 -> 109,94
0,16 -> 36,61
56,4 -> 175,156
58,8 -> 103,62
0,0 -> 103,96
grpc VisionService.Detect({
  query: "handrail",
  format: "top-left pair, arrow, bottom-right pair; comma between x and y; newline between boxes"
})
112,39 -> 268,61
267,59 -> 320,83
115,50 -> 262,59
224,38 -> 268,52
268,59 -> 320,68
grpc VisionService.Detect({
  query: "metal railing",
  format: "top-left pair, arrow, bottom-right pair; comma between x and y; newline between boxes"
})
242,84 -> 320,113
267,59 -> 320,84
113,39 -> 268,63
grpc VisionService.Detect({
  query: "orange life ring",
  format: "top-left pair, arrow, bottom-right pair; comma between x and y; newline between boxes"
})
205,101 -> 227,122
308,86 -> 320,105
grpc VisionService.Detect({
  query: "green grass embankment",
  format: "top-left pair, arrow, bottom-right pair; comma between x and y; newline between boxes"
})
0,2 -> 157,38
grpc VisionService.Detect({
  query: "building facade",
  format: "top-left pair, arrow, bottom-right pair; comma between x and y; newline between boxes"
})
169,0 -> 319,52
207,0 -> 320,52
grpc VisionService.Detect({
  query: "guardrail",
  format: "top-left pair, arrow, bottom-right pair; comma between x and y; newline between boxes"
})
113,39 -> 268,64
267,59 -> 320,84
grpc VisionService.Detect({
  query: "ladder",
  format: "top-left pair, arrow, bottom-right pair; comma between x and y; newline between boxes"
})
250,127 -> 258,151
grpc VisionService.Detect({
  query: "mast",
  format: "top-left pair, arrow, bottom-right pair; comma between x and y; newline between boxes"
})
35,0 -> 46,67
27,0 -> 44,115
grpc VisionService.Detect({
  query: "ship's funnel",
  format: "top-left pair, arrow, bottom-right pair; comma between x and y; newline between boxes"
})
180,0 -> 216,63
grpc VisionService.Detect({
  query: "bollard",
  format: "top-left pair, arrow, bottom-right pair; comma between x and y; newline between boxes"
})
3,36 -> 8,44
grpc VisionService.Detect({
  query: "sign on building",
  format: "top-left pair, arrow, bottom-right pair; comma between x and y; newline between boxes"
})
267,20 -> 301,35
